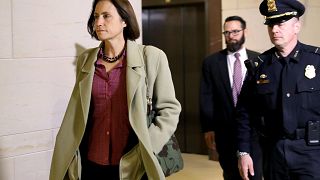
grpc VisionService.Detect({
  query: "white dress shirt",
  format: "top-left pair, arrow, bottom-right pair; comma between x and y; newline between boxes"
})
227,47 -> 248,88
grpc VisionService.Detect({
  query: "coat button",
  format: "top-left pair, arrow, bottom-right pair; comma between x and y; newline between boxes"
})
286,93 -> 290,97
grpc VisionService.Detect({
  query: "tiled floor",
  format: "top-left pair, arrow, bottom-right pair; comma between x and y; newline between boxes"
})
167,153 -> 223,180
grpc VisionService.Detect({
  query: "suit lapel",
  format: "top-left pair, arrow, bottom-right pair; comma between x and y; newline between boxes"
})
247,50 -> 257,60
218,50 -> 233,103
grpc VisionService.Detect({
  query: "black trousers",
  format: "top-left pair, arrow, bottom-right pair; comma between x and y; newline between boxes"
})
219,152 -> 243,180
81,161 -> 119,180
261,138 -> 320,180
218,131 -> 263,180
219,149 -> 262,180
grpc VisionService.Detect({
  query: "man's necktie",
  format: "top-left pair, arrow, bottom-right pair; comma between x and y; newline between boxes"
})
280,58 -> 297,134
232,52 -> 242,106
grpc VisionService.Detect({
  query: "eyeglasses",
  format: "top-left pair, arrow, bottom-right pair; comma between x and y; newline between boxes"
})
222,29 -> 243,36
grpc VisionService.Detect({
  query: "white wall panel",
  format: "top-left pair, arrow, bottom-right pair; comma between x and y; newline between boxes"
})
0,130 -> 53,158
0,59 -> 75,136
14,151 -> 52,180
0,0 -> 12,58
12,0 -> 98,58
0,158 -> 14,180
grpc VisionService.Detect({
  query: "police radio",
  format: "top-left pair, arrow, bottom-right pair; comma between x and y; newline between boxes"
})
307,120 -> 320,146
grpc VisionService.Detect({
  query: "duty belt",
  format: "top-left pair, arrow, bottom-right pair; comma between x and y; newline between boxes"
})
283,128 -> 305,140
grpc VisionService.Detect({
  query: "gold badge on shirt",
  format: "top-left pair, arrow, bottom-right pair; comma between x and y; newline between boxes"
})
305,65 -> 316,79
257,74 -> 270,84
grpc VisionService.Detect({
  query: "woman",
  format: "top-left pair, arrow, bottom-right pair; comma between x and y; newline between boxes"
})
49,0 -> 181,179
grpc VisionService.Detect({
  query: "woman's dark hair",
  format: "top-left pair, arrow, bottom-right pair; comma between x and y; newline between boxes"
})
87,0 -> 140,41
224,16 -> 247,29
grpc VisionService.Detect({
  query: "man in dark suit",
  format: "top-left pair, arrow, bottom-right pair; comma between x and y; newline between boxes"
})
200,16 -> 262,180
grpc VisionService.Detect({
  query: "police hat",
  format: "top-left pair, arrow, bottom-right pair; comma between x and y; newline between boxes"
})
259,0 -> 305,25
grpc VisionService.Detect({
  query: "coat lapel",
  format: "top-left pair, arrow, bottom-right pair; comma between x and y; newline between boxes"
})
126,41 -> 145,130
79,47 -> 99,124
126,41 -> 144,108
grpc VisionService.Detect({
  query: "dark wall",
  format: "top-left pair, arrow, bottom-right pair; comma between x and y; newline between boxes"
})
142,0 -> 222,154
142,0 -> 222,55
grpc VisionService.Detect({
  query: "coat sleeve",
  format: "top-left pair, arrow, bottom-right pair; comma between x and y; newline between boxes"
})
236,75 -> 255,153
145,47 -> 182,154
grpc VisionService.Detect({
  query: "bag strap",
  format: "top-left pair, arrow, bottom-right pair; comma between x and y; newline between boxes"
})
142,45 -> 153,117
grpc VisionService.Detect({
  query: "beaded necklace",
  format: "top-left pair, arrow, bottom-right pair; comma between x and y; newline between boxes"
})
100,44 -> 126,63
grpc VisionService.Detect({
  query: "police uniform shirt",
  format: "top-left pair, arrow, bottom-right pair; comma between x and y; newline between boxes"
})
238,42 -> 320,152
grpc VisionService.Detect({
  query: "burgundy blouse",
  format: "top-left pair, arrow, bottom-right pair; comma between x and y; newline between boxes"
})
87,55 -> 137,165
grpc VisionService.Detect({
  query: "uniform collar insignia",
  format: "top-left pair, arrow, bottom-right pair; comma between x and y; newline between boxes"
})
274,51 -> 280,59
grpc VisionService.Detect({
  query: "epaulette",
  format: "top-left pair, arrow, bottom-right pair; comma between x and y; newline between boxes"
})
312,47 -> 320,55
303,44 -> 320,55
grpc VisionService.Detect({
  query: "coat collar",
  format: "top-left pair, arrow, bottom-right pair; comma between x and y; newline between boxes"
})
127,40 -> 144,68
81,47 -> 100,73
125,40 -> 145,118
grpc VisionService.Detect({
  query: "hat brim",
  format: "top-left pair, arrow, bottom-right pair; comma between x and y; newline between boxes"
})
264,15 -> 296,25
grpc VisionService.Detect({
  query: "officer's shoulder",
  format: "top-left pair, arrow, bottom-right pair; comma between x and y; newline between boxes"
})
260,47 -> 275,56
301,43 -> 320,56
246,48 -> 275,70
255,48 -> 275,62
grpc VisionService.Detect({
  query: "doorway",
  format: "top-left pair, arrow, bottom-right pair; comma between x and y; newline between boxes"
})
142,3 -> 207,154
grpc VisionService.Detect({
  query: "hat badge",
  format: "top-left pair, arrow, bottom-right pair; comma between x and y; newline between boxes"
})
267,0 -> 278,12
305,65 -> 316,79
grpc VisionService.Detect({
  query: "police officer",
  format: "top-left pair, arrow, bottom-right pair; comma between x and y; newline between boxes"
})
237,0 -> 320,179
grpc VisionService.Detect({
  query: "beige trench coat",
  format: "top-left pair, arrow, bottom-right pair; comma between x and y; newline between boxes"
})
49,40 -> 181,180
